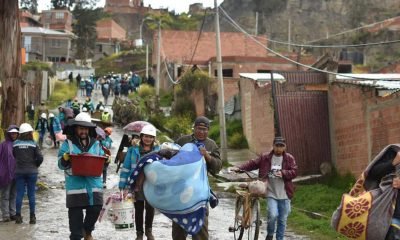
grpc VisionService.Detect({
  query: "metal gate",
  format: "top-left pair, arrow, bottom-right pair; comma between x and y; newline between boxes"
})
274,72 -> 331,175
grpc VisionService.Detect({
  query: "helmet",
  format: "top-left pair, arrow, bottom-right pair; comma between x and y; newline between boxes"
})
104,108 -> 109,112
40,113 -> 47,119
99,106 -> 105,111
72,112 -> 95,128
140,124 -> 156,137
19,123 -> 34,134
104,127 -> 112,135
82,107 -> 88,112
49,113 -> 55,118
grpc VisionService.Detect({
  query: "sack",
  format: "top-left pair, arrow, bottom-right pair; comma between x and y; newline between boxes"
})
331,145 -> 400,240
248,180 -> 268,196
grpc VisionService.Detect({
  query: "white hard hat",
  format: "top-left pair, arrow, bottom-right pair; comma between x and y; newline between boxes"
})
41,113 -> 47,119
49,113 -> 55,118
72,112 -> 95,128
82,107 -> 88,112
140,124 -> 156,137
99,106 -> 105,111
19,123 -> 34,134
104,107 -> 109,112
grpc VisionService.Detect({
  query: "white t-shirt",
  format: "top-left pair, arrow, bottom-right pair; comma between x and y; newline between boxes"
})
267,155 -> 288,199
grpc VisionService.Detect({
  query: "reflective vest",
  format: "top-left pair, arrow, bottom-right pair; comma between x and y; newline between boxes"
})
101,112 -> 111,122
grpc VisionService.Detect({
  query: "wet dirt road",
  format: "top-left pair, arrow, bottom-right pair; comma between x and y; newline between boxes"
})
0,89 -> 310,239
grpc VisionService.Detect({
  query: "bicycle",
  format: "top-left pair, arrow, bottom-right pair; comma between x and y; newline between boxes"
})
228,170 -> 264,240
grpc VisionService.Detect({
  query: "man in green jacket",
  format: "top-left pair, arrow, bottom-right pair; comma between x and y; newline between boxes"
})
172,116 -> 222,240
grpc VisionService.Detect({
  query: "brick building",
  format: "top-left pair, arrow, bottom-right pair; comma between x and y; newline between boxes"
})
238,72 -> 400,176
41,9 -> 73,32
94,19 -> 127,61
19,10 -> 41,28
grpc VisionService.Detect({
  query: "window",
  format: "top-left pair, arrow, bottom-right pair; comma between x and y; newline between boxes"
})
257,69 -> 270,73
51,39 -> 61,48
97,44 -> 103,52
55,12 -> 64,19
214,69 -> 233,77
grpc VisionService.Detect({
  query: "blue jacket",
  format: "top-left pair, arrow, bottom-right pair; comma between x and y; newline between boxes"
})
119,144 -> 159,189
49,117 -> 62,133
101,136 -> 113,149
58,136 -> 104,208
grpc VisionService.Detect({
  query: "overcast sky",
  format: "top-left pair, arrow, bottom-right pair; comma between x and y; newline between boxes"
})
37,0 -> 224,13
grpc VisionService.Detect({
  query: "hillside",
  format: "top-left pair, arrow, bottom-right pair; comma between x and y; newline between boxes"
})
204,0 -> 399,43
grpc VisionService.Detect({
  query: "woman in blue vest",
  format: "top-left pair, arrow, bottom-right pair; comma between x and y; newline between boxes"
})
119,124 -> 159,240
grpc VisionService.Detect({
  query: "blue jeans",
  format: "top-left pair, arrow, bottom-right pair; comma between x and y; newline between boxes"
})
15,173 -> 38,215
267,198 -> 291,240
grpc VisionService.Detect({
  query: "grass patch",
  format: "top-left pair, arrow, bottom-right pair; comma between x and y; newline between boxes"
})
287,172 -> 355,239
47,81 -> 78,109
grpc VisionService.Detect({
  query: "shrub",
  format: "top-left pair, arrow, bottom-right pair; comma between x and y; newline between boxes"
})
138,84 -> 155,98
164,115 -> 193,140
228,132 -> 248,149
48,81 -> 78,108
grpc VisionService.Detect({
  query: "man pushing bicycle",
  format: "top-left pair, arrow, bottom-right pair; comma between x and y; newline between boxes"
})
231,136 -> 297,240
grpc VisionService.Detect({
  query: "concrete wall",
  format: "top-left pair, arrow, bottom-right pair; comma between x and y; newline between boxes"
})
330,83 -> 400,176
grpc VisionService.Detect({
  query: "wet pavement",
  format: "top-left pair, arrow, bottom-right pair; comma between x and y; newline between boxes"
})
0,88 -> 311,239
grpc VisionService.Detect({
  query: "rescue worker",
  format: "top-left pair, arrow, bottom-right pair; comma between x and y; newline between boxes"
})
101,108 -> 111,123
35,113 -> 49,148
58,112 -> 106,240
101,127 -> 113,188
119,124 -> 159,240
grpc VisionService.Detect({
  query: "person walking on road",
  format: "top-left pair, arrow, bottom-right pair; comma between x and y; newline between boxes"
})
58,112 -> 105,240
26,101 -> 35,124
172,116 -> 222,240
101,80 -> 111,106
35,113 -> 49,148
119,124 -> 159,240
48,113 -> 62,148
13,123 -> 43,224
101,127 -> 113,188
0,125 -> 19,222
231,136 -> 298,240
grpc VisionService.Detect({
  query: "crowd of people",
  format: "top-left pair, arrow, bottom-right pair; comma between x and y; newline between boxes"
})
0,74 -> 302,240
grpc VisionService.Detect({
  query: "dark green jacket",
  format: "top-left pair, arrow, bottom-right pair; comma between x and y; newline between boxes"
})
176,134 -> 222,175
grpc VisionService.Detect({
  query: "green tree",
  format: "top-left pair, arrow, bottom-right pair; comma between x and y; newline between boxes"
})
51,0 -> 96,10
72,7 -> 104,62
20,0 -> 38,14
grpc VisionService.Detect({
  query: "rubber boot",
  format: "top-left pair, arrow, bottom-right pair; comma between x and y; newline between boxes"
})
145,228 -> 155,240
29,214 -> 36,224
136,231 -> 144,240
83,231 -> 94,240
15,214 -> 23,224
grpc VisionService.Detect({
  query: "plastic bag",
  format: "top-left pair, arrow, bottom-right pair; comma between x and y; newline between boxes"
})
248,180 -> 268,196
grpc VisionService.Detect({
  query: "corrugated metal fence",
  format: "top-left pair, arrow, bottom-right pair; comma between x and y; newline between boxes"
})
274,72 -> 331,175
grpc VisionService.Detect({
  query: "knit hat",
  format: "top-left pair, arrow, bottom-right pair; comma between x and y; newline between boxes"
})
194,116 -> 210,128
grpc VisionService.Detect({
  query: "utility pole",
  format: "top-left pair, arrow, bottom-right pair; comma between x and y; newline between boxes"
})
215,0 -> 228,163
146,44 -> 149,80
156,19 -> 161,97
288,18 -> 291,52
255,12 -> 258,36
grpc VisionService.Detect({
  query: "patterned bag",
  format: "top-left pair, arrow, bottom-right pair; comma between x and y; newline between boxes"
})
331,145 -> 400,240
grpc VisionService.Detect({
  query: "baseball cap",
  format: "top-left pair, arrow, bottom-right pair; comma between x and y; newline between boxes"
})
273,136 -> 286,146
8,128 -> 19,133
194,116 -> 210,128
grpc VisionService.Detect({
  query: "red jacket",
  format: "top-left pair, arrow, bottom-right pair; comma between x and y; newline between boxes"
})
239,151 -> 297,199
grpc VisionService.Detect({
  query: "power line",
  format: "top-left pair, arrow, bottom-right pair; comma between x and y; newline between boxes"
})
306,16 -> 400,44
263,37 -> 400,48
189,8 -> 208,65
219,6 -> 398,81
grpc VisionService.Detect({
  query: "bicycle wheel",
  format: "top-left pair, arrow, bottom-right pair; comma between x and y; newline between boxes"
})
247,198 -> 260,240
234,196 -> 245,240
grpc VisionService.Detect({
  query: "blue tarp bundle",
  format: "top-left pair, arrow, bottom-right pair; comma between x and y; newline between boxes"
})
128,143 -> 210,235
